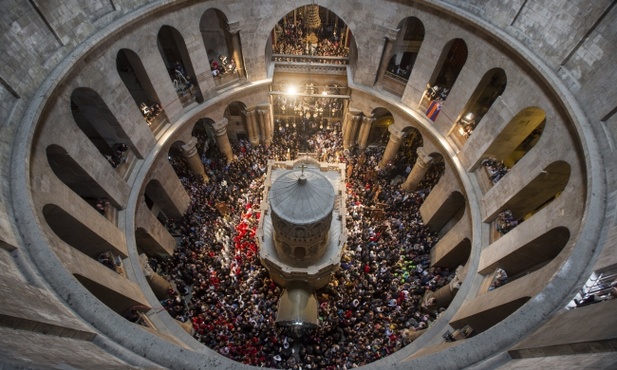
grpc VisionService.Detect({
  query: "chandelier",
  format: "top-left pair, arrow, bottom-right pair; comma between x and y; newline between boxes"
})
273,83 -> 344,119
305,4 -> 321,31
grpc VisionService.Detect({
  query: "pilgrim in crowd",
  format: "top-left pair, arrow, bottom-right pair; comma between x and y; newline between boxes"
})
495,209 -> 519,235
481,157 -> 509,184
150,119 -> 454,369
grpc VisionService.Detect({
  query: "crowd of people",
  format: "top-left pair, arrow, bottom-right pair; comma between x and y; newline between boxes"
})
168,61 -> 194,96
151,120 -> 453,369
107,143 -> 129,168
495,209 -> 519,235
488,268 -> 508,291
481,157 -> 509,184
139,102 -> 163,126
272,13 -> 349,58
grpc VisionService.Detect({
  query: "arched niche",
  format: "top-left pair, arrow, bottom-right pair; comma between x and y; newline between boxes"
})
225,101 -> 248,142
491,161 -> 571,235
366,107 -> 393,146
157,25 -> 202,105
70,87 -> 138,168
386,17 -> 425,82
268,4 -> 354,66
42,204 -> 126,259
426,38 -> 468,102
452,296 -> 531,334
200,8 -> 242,83
167,140 -> 191,179
425,190 -> 465,236
433,237 -> 471,269
481,227 -> 570,279
116,48 -> 167,132
398,126 -> 424,170
481,107 -> 547,168
451,68 -> 507,145
135,227 -> 173,258
73,274 -> 143,315
200,9 -> 231,63
144,179 -> 184,224
419,153 -> 446,192
192,118 -> 216,155
46,144 -> 122,211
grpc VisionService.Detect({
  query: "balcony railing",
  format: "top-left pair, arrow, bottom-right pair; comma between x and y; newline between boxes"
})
271,54 -> 349,75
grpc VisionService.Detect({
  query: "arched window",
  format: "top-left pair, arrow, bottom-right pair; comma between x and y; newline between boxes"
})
200,8 -> 243,83
167,141 -> 192,180
422,38 -> 468,105
479,107 -> 546,188
116,48 -> 167,132
385,17 -> 425,82
157,25 -> 202,105
269,5 -> 352,65
367,108 -> 393,146
225,101 -> 248,142
46,144 -> 122,215
452,68 -> 507,146
424,190 -> 465,236
70,87 -> 137,174
492,161 -> 570,238
192,118 -> 216,155
43,204 -> 126,259
397,126 -> 424,174
144,179 -> 184,227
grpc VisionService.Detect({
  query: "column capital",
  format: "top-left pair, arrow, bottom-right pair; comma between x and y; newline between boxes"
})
384,27 -> 401,42
416,147 -> 434,168
348,107 -> 363,116
389,131 -> 405,144
243,109 -> 257,118
181,137 -> 199,157
212,118 -> 229,136
362,116 -> 376,124
227,21 -> 241,34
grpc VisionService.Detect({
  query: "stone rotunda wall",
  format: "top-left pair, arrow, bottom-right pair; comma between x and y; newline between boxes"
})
1,0 -> 615,369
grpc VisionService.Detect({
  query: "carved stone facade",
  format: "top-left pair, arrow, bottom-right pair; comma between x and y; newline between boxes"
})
257,159 -> 347,290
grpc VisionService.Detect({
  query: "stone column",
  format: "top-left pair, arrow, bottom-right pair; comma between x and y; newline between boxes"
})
213,118 -> 234,163
244,109 -> 259,146
374,27 -> 400,85
402,147 -> 434,192
141,258 -> 173,300
378,130 -> 405,167
358,116 -> 375,150
343,111 -> 362,149
258,104 -> 272,146
228,22 -> 245,79
181,137 -> 209,182
424,272 -> 462,309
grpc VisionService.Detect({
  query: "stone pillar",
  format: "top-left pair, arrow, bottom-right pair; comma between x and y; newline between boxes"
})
374,27 -> 400,85
258,105 -> 272,146
244,109 -> 259,146
181,137 -> 209,182
402,147 -> 434,192
343,111 -> 362,149
142,259 -> 173,300
426,277 -> 461,309
213,118 -> 234,163
378,130 -> 405,167
358,116 -> 375,150
228,22 -> 245,79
